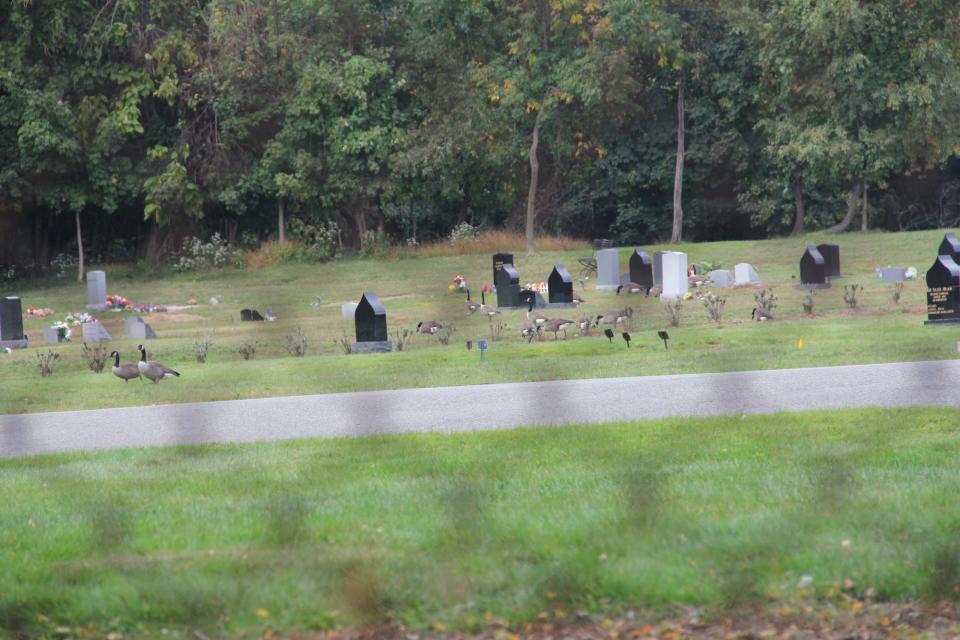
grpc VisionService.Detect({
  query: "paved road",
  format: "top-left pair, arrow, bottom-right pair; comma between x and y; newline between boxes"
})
3,359 -> 960,459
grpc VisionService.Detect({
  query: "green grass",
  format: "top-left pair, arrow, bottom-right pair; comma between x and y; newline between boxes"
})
2,229 -> 958,414
2,408 -> 959,637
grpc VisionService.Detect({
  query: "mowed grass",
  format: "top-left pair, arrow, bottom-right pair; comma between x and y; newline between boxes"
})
1,408 -> 959,637
2,229 -> 959,414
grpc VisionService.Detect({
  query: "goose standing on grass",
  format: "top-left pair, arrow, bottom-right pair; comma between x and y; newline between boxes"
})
110,351 -> 141,382
137,344 -> 180,383
616,282 -> 645,295
417,320 -> 443,334
542,317 -> 575,340
577,317 -> 593,336
645,284 -> 662,298
466,289 -> 480,313
752,307 -> 773,321
480,291 -> 499,317
526,298 -> 548,326
595,309 -> 629,328
521,323 -> 540,342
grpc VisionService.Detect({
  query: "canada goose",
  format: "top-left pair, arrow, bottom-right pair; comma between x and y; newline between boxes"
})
526,298 -> 548,326
573,292 -> 586,305
595,309 -> 628,327
542,317 -> 575,340
109,350 -> 140,382
616,282 -> 645,295
136,345 -> 180,383
520,323 -> 540,343
646,284 -> 662,298
577,317 -> 593,335
480,291 -> 499,317
466,289 -> 480,313
752,307 -> 773,321
417,320 -> 443,334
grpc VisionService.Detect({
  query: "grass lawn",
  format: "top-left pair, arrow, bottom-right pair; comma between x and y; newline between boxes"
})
2,228 -> 959,415
1,408 -> 959,637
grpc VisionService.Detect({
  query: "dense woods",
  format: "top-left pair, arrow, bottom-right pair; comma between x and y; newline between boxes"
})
3,0 -> 960,271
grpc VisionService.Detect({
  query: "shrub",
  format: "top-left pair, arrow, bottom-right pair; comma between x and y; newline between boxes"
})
489,318 -> 507,341
665,299 -> 683,327
702,293 -> 726,323
285,327 -> 308,357
436,324 -> 456,346
448,222 -> 480,244
36,350 -> 60,377
359,230 -> 389,259
892,282 -> 904,305
754,288 -> 778,314
393,327 -> 412,351
335,330 -> 353,355
288,218 -> 338,262
843,284 -> 863,308
193,335 -> 213,363
172,233 -> 236,272
50,253 -> 77,279
802,292 -> 816,315
81,342 -> 108,373
238,339 -> 257,361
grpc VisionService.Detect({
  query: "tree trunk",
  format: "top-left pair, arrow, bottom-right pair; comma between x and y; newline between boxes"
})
525,108 -> 544,255
671,74 -> 686,244
860,182 -> 868,232
827,179 -> 861,233
75,210 -> 85,284
145,219 -> 163,265
278,199 -> 286,243
791,178 -> 806,235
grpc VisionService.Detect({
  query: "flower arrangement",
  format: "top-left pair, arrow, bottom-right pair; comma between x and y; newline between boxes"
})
137,303 -> 167,313
106,294 -> 134,310
65,312 -> 97,325
50,321 -> 72,341
25,306 -> 54,319
481,283 -> 493,294
524,282 -> 549,293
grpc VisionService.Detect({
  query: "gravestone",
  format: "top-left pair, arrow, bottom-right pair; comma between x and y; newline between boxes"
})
816,243 -> 842,278
939,232 -> 960,263
709,269 -> 735,288
548,264 -> 574,304
734,263 -> 761,286
799,246 -> 830,288
925,255 -> 960,324
341,302 -> 359,319
659,252 -> 689,300
86,271 -> 107,311
81,321 -> 112,342
0,296 -> 27,349
878,267 -> 907,282
653,251 -> 666,286
240,308 -> 265,321
352,292 -> 392,353
596,248 -> 620,291
519,290 -> 548,309
43,325 -> 68,344
125,316 -> 157,340
492,253 -> 522,307
629,249 -> 654,290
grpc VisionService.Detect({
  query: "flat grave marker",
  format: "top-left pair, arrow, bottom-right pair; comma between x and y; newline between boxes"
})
81,321 -> 112,342
125,316 -> 158,340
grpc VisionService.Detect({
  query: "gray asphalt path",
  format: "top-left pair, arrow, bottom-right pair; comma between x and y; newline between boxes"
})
3,359 -> 960,459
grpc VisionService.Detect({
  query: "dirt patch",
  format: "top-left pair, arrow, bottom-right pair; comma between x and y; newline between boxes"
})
144,313 -> 206,323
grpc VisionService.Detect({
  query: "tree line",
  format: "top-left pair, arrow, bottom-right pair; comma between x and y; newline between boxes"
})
3,0 -> 960,274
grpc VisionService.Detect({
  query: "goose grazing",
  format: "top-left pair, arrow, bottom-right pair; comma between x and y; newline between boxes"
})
542,317 -> 575,340
110,350 -> 141,382
577,317 -> 593,336
466,289 -> 480,313
595,309 -> 628,327
417,320 -> 443,334
520,323 -> 540,343
752,307 -> 773,321
526,298 -> 548,326
616,282 -> 645,295
645,284 -> 662,298
573,292 -> 586,305
480,291 -> 499,317
136,344 -> 180,383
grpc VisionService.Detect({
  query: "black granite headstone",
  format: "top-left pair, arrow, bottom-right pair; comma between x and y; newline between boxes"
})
548,264 -> 573,303
0,296 -> 25,344
925,255 -> 960,324
629,249 -> 654,290
240,308 -> 265,321
800,246 -> 827,285
938,232 -> 960,263
355,292 -> 388,342
492,253 -> 521,307
816,243 -> 841,277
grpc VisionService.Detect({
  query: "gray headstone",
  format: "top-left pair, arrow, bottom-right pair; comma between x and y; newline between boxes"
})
596,248 -> 620,290
734,263 -> 761,286
660,252 -> 689,300
81,321 -> 112,342
653,251 -> 666,286
708,269 -> 735,288
341,302 -> 359,319
350,340 -> 393,354
878,267 -> 907,282
0,296 -> 25,346
86,271 -> 107,310
125,316 -> 157,340
43,325 -> 67,344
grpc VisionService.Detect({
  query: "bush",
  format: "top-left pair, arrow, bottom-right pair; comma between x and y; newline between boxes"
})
285,327 -> 308,357
193,335 -> 213,363
172,233 -> 237,272
892,282 -> 904,305
665,299 -> 683,327
238,339 -> 257,360
754,288 -> 778,314
50,253 -> 77,279
359,230 -> 388,259
843,284 -> 863,309
802,292 -> 816,315
448,222 -> 480,244
36,350 -> 60,377
288,218 -> 338,261
702,293 -> 726,323
81,342 -> 108,373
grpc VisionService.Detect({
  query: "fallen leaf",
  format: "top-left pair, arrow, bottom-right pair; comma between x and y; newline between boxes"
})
256,608 -> 270,618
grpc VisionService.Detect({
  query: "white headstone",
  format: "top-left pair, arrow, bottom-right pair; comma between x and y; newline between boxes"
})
81,322 -> 112,342
709,269 -> 735,288
659,252 -> 688,300
878,267 -> 906,282
595,248 -> 620,291
653,251 -> 666,286
125,316 -> 157,340
86,271 -> 107,310
734,263 -> 761,286
341,302 -> 359,319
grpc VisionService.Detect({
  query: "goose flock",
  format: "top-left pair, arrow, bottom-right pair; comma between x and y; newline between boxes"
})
109,345 -> 180,384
